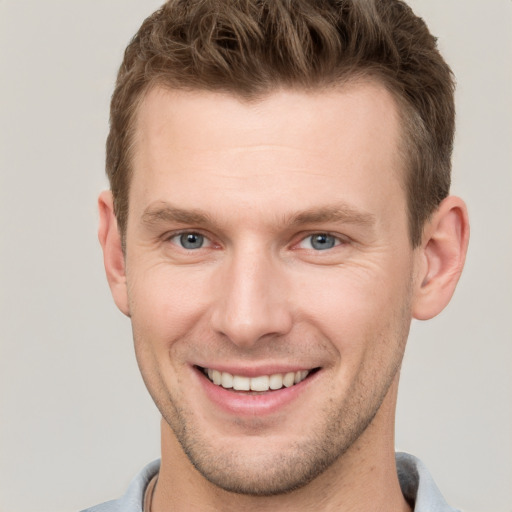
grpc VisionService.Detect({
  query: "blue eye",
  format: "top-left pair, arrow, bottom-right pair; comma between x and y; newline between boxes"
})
177,232 -> 205,249
301,233 -> 339,250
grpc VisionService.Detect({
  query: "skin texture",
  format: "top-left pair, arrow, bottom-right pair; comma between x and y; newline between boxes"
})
99,82 -> 469,511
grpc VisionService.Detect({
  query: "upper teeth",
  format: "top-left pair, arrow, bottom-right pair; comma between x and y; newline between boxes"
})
206,369 -> 310,391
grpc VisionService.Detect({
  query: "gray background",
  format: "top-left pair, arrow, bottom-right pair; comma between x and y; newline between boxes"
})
1,1 -> 510,511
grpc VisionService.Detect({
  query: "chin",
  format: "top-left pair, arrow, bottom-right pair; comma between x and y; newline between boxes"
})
162,400 -> 378,497
182,441 -> 337,496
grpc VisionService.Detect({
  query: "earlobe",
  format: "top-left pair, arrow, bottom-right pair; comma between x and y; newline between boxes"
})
98,190 -> 131,317
412,196 -> 469,320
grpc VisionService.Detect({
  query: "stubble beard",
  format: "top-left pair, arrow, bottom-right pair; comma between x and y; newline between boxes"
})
137,293 -> 412,497
156,359 -> 403,497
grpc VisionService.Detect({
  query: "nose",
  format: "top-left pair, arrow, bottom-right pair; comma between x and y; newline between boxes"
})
210,246 -> 293,348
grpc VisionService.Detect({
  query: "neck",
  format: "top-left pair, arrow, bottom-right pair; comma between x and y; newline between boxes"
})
152,378 -> 411,512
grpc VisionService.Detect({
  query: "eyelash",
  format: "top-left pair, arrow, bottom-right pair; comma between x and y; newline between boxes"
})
166,231 -> 346,252
167,231 -> 213,250
295,233 -> 344,251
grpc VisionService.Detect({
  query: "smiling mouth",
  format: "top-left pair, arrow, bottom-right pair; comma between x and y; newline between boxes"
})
198,366 -> 319,392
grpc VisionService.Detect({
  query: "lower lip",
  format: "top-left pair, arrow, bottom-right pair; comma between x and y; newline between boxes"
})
195,367 -> 318,416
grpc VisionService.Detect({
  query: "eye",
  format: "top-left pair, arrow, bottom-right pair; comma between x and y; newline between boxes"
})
298,233 -> 341,251
170,232 -> 209,250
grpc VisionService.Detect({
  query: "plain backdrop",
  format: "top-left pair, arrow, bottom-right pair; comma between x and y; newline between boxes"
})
1,1 -> 511,511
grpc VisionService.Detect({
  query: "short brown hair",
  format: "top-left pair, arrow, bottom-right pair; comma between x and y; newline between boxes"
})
107,0 -> 455,247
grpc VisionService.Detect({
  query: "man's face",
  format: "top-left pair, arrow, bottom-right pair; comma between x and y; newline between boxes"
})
123,83 -> 421,494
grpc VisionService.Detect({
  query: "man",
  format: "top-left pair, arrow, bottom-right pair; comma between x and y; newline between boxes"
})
86,0 -> 469,510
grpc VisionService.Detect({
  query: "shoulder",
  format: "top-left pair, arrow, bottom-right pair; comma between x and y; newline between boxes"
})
80,459 -> 161,512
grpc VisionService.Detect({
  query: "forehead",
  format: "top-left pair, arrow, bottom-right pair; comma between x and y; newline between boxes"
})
129,83 -> 406,230
133,81 -> 403,155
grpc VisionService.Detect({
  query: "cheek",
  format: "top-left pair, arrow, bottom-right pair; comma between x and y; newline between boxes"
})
127,263 -> 213,348
289,262 -> 413,350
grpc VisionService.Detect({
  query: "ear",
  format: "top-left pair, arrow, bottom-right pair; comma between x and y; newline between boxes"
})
412,196 -> 469,320
98,190 -> 130,316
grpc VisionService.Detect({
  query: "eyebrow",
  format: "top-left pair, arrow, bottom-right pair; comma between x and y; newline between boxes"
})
288,205 -> 376,228
140,202 -> 376,230
141,203 -> 213,227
